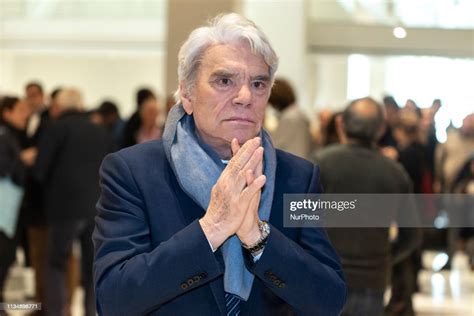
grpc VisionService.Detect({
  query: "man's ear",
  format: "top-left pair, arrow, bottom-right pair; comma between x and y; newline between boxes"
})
179,81 -> 193,115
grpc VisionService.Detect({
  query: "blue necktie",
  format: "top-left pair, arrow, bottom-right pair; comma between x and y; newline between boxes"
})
225,292 -> 241,316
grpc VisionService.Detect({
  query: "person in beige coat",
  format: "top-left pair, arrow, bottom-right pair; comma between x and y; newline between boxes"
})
268,78 -> 313,160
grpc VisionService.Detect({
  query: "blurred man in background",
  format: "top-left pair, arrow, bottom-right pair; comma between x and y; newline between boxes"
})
314,97 -> 421,316
25,82 -> 47,139
34,88 -> 113,316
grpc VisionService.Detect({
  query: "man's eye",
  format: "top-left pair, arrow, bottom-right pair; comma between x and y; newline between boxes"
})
217,78 -> 232,86
252,81 -> 266,89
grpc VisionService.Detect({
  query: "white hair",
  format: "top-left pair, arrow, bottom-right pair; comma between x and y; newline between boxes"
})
57,88 -> 84,111
175,13 -> 279,101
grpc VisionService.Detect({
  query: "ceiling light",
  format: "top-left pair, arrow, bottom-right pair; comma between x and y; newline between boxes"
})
393,26 -> 407,39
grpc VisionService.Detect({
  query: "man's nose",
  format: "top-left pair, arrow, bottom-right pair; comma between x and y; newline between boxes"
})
233,84 -> 252,107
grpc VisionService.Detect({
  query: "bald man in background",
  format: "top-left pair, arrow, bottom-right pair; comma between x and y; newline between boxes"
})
314,97 -> 421,316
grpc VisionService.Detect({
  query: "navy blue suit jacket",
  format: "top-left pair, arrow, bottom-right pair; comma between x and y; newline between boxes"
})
93,140 -> 346,315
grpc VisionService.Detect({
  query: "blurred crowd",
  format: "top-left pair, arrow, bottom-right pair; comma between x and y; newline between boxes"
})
0,83 -> 164,316
0,79 -> 473,316
268,78 -> 474,316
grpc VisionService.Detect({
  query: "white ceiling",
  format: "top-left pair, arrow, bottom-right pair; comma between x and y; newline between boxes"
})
309,0 -> 474,30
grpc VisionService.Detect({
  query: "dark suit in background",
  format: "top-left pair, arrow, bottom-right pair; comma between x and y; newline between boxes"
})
35,110 -> 112,316
313,97 -> 421,316
316,143 -> 421,316
317,144 -> 420,282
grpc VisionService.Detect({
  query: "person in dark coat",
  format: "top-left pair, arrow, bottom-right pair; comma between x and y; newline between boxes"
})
378,95 -> 400,148
394,110 -> 427,193
0,96 -> 31,304
385,109 -> 427,316
34,88 -> 113,316
96,100 -> 124,148
314,97 -> 421,316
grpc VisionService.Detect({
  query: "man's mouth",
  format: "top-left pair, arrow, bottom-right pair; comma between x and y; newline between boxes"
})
225,117 -> 255,124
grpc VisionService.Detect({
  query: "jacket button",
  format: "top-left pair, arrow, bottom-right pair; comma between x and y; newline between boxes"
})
279,282 -> 286,288
180,283 -> 188,290
269,275 -> 277,282
274,280 -> 281,286
200,272 -> 208,279
187,279 -> 194,286
193,276 -> 201,282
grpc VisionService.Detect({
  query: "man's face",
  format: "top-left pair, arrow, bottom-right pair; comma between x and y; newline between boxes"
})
181,42 -> 271,156
25,86 -> 44,111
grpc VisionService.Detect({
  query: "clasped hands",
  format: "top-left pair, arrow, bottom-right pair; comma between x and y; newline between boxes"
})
199,137 -> 265,250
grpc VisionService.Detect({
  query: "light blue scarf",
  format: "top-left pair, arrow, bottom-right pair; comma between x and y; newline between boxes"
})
162,104 -> 276,300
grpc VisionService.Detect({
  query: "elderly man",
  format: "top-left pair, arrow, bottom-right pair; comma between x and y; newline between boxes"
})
93,13 -> 346,315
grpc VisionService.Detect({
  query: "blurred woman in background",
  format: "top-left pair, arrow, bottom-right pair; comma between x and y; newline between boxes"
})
122,88 -> 161,148
135,96 -> 161,144
0,96 -> 34,304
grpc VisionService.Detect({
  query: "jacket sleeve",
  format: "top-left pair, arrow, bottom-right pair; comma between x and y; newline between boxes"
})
33,124 -> 61,184
244,165 -> 347,316
0,133 -> 13,176
0,131 -> 24,186
93,152 -> 224,315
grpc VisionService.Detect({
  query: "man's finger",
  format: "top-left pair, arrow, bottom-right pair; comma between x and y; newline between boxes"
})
245,169 -> 254,186
255,151 -> 263,177
228,137 -> 260,172
241,174 -> 266,202
231,138 -> 241,157
235,147 -> 263,191
232,147 -> 263,191
242,147 -> 263,178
